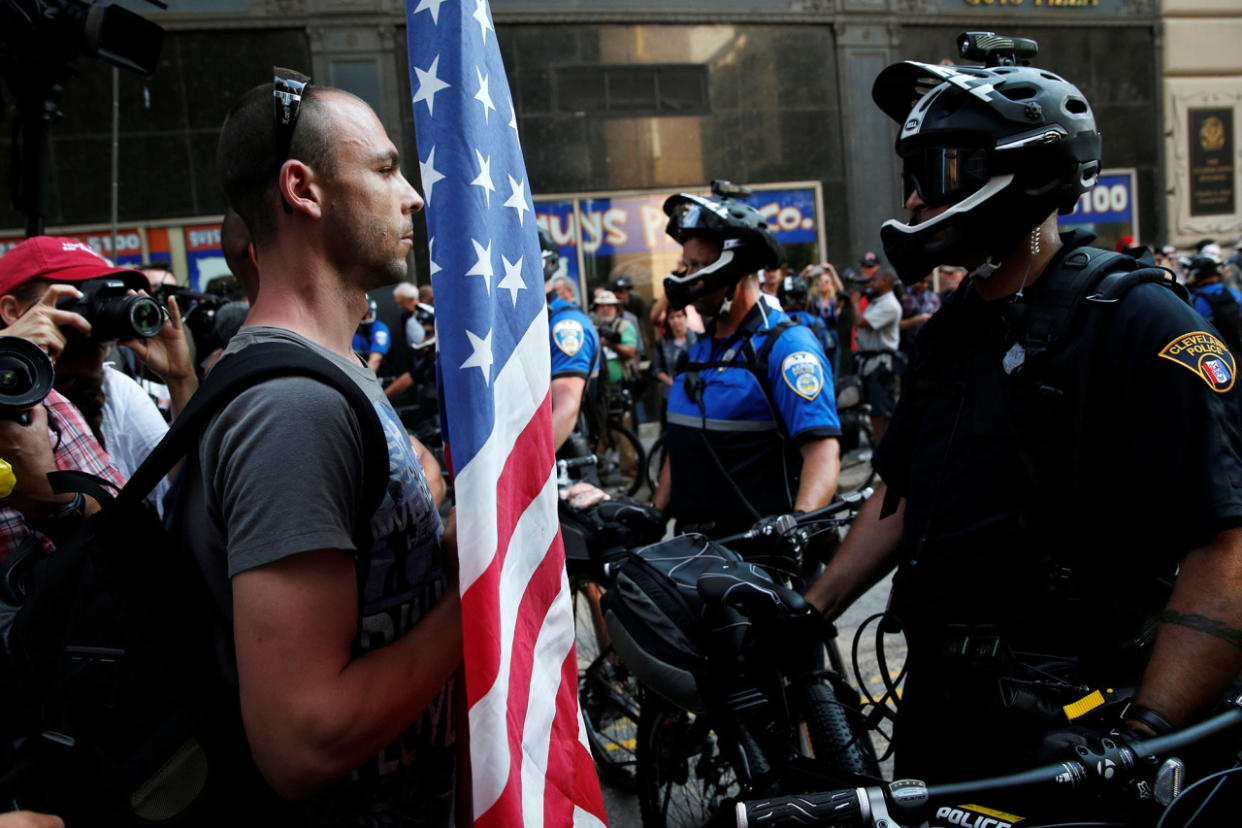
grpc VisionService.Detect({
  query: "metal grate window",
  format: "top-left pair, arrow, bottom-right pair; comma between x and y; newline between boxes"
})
554,64 -> 709,117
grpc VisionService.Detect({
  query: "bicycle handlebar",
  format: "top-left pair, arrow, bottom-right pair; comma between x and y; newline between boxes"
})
715,487 -> 875,547
736,703 -> 1242,828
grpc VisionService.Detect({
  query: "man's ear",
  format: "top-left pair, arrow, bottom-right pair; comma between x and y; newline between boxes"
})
278,158 -> 323,219
0,294 -> 26,326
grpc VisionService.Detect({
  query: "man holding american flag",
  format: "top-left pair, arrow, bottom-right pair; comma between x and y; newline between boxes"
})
407,0 -> 608,825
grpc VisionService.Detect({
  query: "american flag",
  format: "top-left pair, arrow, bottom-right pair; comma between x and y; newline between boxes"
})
405,2 -> 608,826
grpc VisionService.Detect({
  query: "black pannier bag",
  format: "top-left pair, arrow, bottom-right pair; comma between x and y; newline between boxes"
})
601,534 -> 775,713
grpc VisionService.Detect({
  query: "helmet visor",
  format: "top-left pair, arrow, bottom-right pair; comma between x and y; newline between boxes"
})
902,146 -> 989,207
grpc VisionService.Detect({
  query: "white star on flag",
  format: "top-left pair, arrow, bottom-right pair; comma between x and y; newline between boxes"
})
466,237 -> 494,295
460,328 -> 493,386
420,146 -> 446,206
412,55 -> 450,117
469,149 -> 495,207
503,175 -> 530,226
498,254 -> 526,306
508,99 -> 519,136
472,0 -> 494,45
473,66 -> 496,124
413,0 -> 448,24
428,236 -> 441,277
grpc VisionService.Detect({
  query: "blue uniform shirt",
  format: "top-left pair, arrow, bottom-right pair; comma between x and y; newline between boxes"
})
665,304 -> 840,533
352,320 -> 391,356
1191,282 -> 1242,320
788,308 -> 834,353
548,296 -> 599,380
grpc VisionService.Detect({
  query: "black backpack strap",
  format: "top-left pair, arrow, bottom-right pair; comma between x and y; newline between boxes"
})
114,342 -> 389,548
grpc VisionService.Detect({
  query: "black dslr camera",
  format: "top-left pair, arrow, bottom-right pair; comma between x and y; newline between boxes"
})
0,336 -> 54,423
58,278 -> 164,341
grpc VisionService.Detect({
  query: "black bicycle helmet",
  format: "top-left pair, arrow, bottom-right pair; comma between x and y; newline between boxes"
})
609,275 -> 634,292
1185,256 -> 1222,287
538,227 -> 559,280
777,275 -> 809,308
872,32 -> 1101,283
362,298 -> 378,324
662,192 -> 784,309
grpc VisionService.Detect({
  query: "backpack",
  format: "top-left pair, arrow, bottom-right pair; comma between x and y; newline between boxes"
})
601,533 -> 774,713
0,342 -> 389,825
1195,286 -> 1242,355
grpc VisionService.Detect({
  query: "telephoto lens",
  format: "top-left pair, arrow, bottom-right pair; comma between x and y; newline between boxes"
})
0,336 -> 55,422
57,277 -> 165,341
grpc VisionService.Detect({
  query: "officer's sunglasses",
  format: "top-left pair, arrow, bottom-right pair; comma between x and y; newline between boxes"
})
273,66 -> 311,211
901,145 -> 990,207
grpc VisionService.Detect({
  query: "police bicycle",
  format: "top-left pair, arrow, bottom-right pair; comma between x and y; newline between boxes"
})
559,455 -> 667,787
600,492 -> 883,827
735,698 -> 1242,828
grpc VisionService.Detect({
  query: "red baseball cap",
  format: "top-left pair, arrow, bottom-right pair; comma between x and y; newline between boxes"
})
0,236 -> 143,297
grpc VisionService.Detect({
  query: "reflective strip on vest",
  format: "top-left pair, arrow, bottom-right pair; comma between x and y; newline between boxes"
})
666,412 -> 779,432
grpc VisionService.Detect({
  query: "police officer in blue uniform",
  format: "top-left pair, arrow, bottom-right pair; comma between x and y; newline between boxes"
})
543,228 -> 600,453
651,187 -> 841,537
805,32 -> 1242,787
352,298 -> 391,374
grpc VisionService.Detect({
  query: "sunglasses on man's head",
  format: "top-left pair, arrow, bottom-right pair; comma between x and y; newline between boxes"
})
273,67 -> 311,212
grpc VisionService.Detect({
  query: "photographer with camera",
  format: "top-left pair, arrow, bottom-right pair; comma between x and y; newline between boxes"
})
0,235 -> 195,554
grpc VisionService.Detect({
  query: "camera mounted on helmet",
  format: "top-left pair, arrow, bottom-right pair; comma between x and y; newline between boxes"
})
872,32 -> 1101,285
538,226 -> 561,282
662,183 -> 784,311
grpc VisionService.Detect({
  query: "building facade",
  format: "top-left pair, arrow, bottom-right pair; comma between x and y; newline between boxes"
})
0,0 -> 1167,299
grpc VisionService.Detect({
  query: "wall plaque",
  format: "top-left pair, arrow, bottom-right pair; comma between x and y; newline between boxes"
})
1189,107 -> 1235,217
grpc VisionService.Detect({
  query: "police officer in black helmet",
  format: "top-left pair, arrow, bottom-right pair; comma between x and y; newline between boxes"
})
806,33 -> 1242,785
652,183 -> 841,537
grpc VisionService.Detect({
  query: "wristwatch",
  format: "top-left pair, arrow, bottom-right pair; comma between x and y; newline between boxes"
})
35,491 -> 86,542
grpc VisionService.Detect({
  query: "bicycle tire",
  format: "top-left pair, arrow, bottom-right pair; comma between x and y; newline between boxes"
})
573,579 -> 641,788
594,420 -> 648,497
637,695 -> 740,828
646,433 -> 667,495
803,676 -> 881,779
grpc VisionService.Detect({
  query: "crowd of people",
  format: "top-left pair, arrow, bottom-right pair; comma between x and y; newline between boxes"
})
1,30 -> 1242,828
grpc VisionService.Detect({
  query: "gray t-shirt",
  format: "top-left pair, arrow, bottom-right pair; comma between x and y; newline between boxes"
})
181,326 -> 453,825
858,290 -> 902,375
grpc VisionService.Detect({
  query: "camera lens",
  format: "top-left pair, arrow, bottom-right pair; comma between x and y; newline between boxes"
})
128,296 -> 164,338
0,337 -> 54,417
0,359 -> 33,394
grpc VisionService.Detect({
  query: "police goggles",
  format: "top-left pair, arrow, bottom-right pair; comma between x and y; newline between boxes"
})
901,145 -> 991,207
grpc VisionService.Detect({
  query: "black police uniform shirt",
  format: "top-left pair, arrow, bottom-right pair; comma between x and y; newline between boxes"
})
666,303 -> 841,533
874,232 -> 1242,660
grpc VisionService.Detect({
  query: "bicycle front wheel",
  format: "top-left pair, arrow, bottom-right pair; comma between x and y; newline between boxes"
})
637,696 -> 739,828
594,420 -> 647,497
574,578 -> 641,788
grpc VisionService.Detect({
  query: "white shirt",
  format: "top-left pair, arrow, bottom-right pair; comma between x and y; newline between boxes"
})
858,290 -> 901,375
101,364 -> 171,515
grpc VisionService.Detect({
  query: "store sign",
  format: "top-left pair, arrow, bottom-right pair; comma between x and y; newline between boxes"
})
1189,107 -> 1235,217
536,186 -> 818,260
0,227 -> 171,269
1059,169 -> 1138,249
185,223 -> 229,290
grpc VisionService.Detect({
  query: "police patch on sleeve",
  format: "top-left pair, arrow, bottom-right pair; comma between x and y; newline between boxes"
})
1158,332 -> 1236,393
552,318 -> 585,356
781,351 -> 825,401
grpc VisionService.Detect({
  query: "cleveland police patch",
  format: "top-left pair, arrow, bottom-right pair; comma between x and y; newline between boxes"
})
552,318 -> 585,356
781,351 -> 824,401
1158,332 -> 1236,393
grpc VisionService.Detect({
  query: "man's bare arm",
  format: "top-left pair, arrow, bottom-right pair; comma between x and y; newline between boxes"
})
794,436 -> 840,513
233,548 -> 462,800
803,484 -> 905,620
1133,527 -> 1242,728
550,375 -> 586,452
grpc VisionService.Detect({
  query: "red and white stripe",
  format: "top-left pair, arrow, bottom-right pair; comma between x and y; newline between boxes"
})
455,311 -> 608,827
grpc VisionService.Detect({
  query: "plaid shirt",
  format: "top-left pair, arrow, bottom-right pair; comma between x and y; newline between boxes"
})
0,389 -> 126,563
